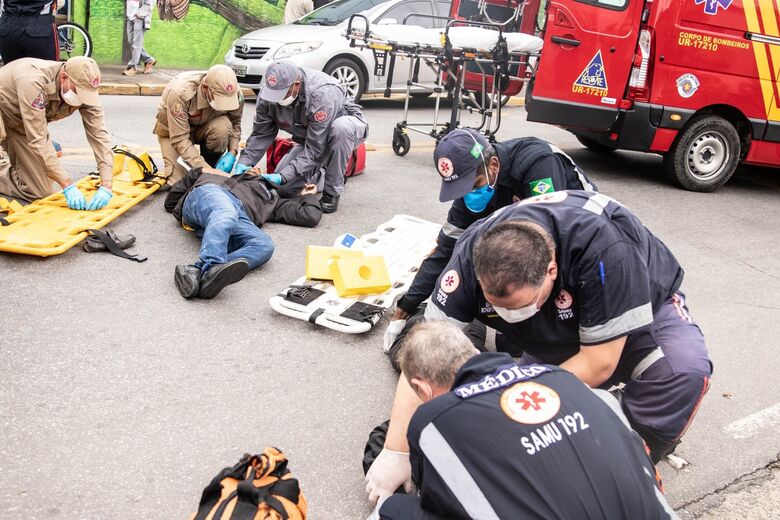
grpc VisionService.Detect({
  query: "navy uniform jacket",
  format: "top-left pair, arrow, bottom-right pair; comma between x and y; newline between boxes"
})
380,353 -> 678,520
425,191 -> 691,383
397,138 -> 596,314
238,66 -> 367,182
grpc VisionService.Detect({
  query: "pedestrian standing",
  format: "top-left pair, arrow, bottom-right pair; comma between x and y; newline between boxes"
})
0,0 -> 59,63
283,0 -> 313,24
123,0 -> 155,76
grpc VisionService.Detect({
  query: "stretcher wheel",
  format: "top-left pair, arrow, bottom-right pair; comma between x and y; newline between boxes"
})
392,133 -> 411,156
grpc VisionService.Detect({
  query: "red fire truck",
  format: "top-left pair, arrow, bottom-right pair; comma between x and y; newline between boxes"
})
523,0 -> 776,191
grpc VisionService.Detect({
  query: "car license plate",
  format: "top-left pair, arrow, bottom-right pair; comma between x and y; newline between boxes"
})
231,64 -> 247,78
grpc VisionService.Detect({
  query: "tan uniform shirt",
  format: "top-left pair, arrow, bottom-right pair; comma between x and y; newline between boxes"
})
0,58 -> 113,186
153,71 -> 243,169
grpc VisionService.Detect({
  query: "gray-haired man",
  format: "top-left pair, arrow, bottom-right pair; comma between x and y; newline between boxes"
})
368,321 -> 678,520
236,60 -> 368,213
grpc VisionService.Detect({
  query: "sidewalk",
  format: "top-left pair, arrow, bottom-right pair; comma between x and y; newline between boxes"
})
99,64 -> 257,98
98,63 -> 524,105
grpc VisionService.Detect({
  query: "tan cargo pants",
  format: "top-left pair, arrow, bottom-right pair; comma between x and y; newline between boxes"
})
157,115 -> 232,186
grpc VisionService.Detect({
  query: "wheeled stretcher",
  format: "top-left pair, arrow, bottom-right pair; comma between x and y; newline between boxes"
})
269,215 -> 440,334
346,9 -> 542,154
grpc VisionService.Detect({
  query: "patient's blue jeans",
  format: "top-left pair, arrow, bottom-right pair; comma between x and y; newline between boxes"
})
182,184 -> 274,274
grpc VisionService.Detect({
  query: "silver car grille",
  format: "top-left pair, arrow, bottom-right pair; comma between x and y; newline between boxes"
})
234,45 -> 270,60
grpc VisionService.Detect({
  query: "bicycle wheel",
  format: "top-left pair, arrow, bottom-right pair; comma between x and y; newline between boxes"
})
57,22 -> 92,60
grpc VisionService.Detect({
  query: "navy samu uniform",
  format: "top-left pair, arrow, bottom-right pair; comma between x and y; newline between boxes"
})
239,66 -> 368,198
426,191 -> 712,461
397,138 -> 595,314
0,1 -> 59,63
388,139 -> 596,367
380,353 -> 678,520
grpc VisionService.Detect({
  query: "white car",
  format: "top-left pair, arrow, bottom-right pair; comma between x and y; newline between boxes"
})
224,0 -> 452,101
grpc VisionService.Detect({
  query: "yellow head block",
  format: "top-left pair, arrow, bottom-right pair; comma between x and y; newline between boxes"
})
330,255 -> 391,297
305,245 -> 364,280
126,151 -> 153,181
112,149 -> 126,176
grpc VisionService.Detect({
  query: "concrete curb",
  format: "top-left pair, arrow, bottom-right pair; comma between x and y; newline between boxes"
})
99,84 -> 141,96
98,83 -> 525,106
99,83 -> 257,99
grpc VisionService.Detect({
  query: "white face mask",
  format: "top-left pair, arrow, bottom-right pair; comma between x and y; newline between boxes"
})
494,303 -> 540,323
61,87 -> 82,107
278,94 -> 296,107
492,284 -> 544,323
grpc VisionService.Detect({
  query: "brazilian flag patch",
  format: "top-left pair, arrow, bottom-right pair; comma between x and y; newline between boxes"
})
530,178 -> 554,195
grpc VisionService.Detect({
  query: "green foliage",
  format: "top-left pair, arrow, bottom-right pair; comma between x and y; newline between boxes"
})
74,0 -> 284,68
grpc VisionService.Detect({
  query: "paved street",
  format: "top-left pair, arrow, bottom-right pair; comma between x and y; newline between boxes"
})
1,95 -> 779,519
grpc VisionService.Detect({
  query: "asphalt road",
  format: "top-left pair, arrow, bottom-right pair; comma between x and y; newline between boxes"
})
1,95 -> 779,519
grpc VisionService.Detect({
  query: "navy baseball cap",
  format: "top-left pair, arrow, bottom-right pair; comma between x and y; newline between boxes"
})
261,61 -> 299,103
434,129 -> 489,202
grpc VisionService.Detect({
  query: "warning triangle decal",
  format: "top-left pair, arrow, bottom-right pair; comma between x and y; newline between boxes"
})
573,50 -> 609,91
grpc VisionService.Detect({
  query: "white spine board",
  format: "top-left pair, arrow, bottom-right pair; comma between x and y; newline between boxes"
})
269,214 -> 441,334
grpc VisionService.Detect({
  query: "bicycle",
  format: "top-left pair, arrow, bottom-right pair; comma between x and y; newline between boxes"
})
57,20 -> 92,60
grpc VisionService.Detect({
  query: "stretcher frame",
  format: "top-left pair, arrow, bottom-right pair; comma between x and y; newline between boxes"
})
269,214 -> 440,334
346,15 -> 540,154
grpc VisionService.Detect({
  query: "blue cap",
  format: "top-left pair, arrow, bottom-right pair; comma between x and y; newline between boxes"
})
433,129 -> 489,202
261,61 -> 299,103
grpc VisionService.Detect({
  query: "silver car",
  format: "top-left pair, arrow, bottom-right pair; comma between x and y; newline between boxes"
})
224,0 -> 451,101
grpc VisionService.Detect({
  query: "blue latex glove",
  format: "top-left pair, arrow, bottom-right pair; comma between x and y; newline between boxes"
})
62,184 -> 87,210
215,151 -> 236,173
234,162 -> 252,176
261,173 -> 283,185
86,186 -> 113,211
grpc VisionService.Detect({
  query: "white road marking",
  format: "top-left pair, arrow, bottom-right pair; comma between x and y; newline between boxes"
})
724,402 -> 780,439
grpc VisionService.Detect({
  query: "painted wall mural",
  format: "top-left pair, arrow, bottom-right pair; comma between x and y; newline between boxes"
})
73,0 -> 284,68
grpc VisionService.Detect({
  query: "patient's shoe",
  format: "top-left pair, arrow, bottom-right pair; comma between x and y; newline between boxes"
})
175,264 -> 202,299
198,258 -> 250,299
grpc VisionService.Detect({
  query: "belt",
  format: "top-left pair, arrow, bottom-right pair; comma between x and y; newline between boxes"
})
631,346 -> 665,380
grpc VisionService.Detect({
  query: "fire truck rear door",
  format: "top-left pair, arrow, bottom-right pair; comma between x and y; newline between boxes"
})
526,0 -> 645,130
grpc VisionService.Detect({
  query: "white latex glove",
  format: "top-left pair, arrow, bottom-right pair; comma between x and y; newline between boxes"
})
365,496 -> 387,520
383,319 -> 407,353
365,449 -> 413,506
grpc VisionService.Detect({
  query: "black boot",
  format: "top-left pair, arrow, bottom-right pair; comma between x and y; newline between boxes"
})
198,258 -> 250,299
175,264 -> 202,299
320,192 -> 340,214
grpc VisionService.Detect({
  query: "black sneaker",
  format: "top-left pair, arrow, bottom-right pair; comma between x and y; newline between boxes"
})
198,258 -> 250,299
320,193 -> 340,214
175,264 -> 202,299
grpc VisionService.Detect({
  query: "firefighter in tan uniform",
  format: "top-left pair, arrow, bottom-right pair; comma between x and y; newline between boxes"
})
0,56 -> 114,210
154,64 -> 243,186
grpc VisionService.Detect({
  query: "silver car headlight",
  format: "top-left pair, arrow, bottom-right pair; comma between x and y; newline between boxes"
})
273,41 -> 323,59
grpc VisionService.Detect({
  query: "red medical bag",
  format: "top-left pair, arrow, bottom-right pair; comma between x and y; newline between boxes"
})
265,137 -> 366,177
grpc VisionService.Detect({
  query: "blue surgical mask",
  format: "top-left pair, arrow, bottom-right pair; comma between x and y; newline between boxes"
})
462,131 -> 497,213
463,184 -> 496,213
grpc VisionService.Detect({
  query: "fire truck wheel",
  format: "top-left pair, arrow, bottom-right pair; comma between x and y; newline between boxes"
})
664,115 -> 741,192
576,135 -> 617,154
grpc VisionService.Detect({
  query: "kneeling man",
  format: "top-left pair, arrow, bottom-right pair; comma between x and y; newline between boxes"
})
370,321 -> 678,520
